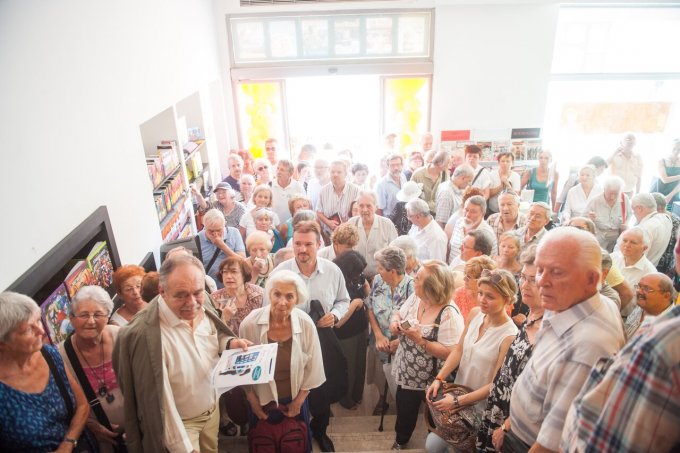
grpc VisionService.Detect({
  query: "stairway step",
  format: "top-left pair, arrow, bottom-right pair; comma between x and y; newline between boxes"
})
327,431 -> 426,451
329,414 -> 427,434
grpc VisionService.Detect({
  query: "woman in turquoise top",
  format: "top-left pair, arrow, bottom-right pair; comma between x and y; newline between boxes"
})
652,140 -> 680,208
521,150 -> 559,211
278,195 -> 312,244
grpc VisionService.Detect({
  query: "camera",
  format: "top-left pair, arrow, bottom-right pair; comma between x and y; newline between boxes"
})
400,320 -> 411,330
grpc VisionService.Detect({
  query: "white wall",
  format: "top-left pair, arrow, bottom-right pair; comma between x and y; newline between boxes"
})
0,0 -> 223,290
431,4 -> 560,133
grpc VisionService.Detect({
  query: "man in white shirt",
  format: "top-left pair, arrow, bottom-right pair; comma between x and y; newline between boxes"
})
264,137 -> 279,166
306,158 -> 331,209
406,198 -> 447,262
629,192 -> 672,266
316,160 -> 361,236
505,228 -> 625,452
270,159 -> 306,223
348,190 -> 398,278
113,254 -> 250,453
607,132 -> 643,197
611,227 -> 657,290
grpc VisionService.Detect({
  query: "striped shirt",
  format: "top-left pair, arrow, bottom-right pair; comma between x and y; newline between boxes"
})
509,293 -> 625,451
561,305 -> 680,453
486,212 -> 527,254
315,181 -> 361,228
435,182 -> 464,224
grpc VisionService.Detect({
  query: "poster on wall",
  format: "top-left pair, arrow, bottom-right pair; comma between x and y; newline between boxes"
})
440,128 -> 541,163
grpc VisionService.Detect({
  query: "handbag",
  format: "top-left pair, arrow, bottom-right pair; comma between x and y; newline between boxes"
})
425,382 -> 478,452
64,337 -> 127,453
41,347 -> 98,453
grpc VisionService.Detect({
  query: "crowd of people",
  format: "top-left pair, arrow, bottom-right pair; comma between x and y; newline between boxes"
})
1,133 -> 679,453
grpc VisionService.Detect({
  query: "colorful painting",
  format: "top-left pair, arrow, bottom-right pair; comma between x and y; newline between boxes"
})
40,284 -> 73,344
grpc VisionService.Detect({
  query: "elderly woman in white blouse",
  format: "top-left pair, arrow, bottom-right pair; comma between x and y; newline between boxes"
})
561,165 -> 602,223
239,270 -> 325,453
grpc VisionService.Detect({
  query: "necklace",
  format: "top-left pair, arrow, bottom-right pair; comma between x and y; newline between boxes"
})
76,335 -> 115,404
526,315 -> 543,327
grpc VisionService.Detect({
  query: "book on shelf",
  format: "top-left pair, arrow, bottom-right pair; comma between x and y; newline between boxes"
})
64,260 -> 95,299
183,141 -> 199,154
40,283 -> 73,344
146,158 -> 163,187
87,241 -> 114,288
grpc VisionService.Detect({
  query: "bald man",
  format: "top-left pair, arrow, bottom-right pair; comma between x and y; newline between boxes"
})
503,228 -> 625,453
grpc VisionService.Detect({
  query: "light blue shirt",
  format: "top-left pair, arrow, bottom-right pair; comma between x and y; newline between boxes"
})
198,227 -> 245,288
376,174 -> 406,217
266,257 -> 350,320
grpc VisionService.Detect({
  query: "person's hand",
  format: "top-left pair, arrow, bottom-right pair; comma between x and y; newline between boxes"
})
252,257 -> 266,274
190,184 -> 200,195
349,298 -> 364,312
388,339 -> 399,354
388,320 -> 400,336
229,338 -> 252,350
218,298 -> 237,320
87,420 -> 120,445
426,379 -> 441,401
432,393 -> 455,411
316,313 -> 336,328
283,400 -> 303,418
400,324 -> 422,343
587,210 -> 597,221
375,333 -> 390,352
492,427 -> 505,451
253,405 -> 268,420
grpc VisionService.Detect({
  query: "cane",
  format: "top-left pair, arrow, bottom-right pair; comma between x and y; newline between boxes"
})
378,349 -> 392,432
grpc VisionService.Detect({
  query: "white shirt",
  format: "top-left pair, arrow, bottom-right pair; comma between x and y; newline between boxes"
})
408,219 -> 448,262
510,294 -> 625,450
470,165 -> 491,191
158,298 -> 221,453
269,257 -> 350,319
238,306 -> 326,405
561,183 -> 602,223
270,178 -> 306,223
488,169 -> 521,212
637,211 -> 673,266
348,215 -> 398,278
317,245 -> 336,261
239,209 -> 281,237
611,251 -> 657,288
455,312 -> 518,413
306,178 -> 325,208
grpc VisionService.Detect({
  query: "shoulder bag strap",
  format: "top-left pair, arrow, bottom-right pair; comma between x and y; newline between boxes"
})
429,304 -> 454,377
621,193 -> 626,224
205,247 -> 221,274
64,337 -> 114,430
470,167 -> 485,187
41,347 -> 74,421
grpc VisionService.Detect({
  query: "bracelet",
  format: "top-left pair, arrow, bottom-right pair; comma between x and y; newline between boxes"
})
435,375 -> 444,382
453,394 -> 460,408
64,437 -> 78,447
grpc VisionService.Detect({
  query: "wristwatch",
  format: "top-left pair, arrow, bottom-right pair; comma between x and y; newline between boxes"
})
64,437 -> 78,447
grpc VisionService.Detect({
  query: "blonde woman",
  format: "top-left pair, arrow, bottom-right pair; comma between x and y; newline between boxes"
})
426,269 -> 519,453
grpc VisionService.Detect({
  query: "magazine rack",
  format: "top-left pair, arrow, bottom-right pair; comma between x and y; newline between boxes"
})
7,206 -> 122,303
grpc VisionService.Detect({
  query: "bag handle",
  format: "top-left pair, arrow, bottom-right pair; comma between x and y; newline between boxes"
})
205,247 -> 221,275
64,337 -> 114,431
41,347 -> 74,420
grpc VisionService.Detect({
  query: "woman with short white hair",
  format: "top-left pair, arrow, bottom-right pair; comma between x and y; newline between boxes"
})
239,270 -> 325,453
0,291 -> 93,451
59,286 -> 126,452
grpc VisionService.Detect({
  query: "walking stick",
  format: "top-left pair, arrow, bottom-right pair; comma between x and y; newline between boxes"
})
378,350 -> 392,432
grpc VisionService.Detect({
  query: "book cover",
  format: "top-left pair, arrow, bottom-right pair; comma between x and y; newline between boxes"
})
40,283 -> 73,344
87,241 -> 114,288
64,260 -> 95,299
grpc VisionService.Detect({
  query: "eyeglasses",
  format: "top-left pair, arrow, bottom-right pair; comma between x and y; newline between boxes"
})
519,273 -> 537,285
73,313 -> 109,321
634,284 -> 658,294
121,284 -> 141,294
257,166 -> 268,171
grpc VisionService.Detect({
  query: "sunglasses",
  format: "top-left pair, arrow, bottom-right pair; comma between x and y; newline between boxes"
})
480,269 -> 504,285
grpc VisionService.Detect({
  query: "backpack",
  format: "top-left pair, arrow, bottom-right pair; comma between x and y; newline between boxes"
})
247,404 -> 308,453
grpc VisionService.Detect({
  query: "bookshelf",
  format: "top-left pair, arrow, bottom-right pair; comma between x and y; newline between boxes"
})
139,90 -> 222,243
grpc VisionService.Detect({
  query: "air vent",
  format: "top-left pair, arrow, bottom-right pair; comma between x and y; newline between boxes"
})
241,0 -> 393,5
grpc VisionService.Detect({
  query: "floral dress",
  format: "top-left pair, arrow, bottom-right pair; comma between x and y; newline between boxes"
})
365,274 -> 414,363
476,326 -> 533,452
